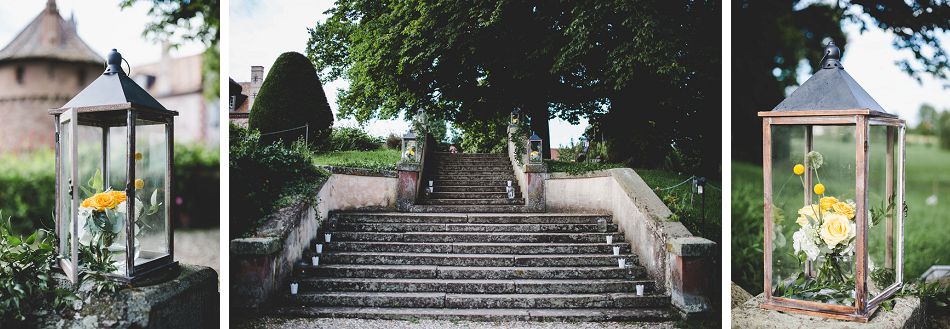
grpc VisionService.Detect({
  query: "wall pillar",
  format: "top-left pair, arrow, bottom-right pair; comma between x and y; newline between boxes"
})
396,163 -> 421,211
667,236 -> 717,315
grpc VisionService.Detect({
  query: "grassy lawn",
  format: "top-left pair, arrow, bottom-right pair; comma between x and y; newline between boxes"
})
636,168 -> 722,244
733,141 -> 950,294
544,160 -> 625,175
311,149 -> 401,171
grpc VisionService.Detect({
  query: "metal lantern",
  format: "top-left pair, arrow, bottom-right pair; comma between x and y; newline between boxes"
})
579,136 -> 590,153
758,41 -> 905,322
510,108 -> 522,126
50,49 -> 178,283
401,130 -> 418,162
528,131 -> 543,164
416,109 -> 428,128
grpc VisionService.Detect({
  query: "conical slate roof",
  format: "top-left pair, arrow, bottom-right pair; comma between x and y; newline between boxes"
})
0,0 -> 103,65
770,41 -> 891,117
52,49 -> 172,115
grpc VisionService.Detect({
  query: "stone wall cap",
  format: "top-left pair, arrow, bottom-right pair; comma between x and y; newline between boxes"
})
397,162 -> 421,172
546,169 -> 612,179
668,236 -> 717,256
230,237 -> 281,255
320,165 -> 397,177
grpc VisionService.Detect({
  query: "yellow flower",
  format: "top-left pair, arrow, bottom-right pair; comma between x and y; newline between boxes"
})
832,201 -> 855,220
819,212 -> 854,248
813,183 -> 825,195
793,164 -> 805,176
135,179 -> 145,190
819,196 -> 838,211
81,190 -> 127,211
796,205 -> 819,227
135,152 -> 143,160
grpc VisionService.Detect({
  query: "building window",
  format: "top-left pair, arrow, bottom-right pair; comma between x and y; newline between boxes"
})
15,66 -> 24,85
78,68 -> 86,86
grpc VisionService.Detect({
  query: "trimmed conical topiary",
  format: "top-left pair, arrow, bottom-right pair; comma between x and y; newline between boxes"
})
248,52 -> 334,146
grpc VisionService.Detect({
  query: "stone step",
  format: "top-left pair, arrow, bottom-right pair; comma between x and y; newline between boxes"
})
432,186 -> 509,193
434,166 -> 514,172
425,192 -> 520,200
321,242 -> 632,254
331,213 -> 611,224
408,205 -> 534,213
421,198 -> 526,206
333,222 -> 618,233
299,264 -> 643,280
306,252 -> 636,267
431,179 -> 514,186
288,292 -> 669,309
330,232 -> 624,243
273,306 -> 677,322
296,277 -> 656,294
429,175 -> 517,181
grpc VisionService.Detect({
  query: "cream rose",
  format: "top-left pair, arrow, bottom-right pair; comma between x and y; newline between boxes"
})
819,213 -> 854,248
796,205 -> 820,226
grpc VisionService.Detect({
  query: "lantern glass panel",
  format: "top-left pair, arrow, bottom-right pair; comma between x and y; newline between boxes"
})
132,119 -> 170,268
769,124 -> 857,306
57,114 -> 75,264
866,124 -> 903,300
529,141 -> 542,163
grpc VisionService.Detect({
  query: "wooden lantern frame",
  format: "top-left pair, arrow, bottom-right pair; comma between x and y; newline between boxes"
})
758,109 -> 905,322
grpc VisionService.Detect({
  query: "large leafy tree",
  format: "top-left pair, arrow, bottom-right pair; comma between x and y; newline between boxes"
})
308,0 -> 720,175
732,0 -> 950,163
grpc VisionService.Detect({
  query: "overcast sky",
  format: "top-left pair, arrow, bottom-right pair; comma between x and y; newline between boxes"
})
0,1 -> 205,67
232,1 -> 948,145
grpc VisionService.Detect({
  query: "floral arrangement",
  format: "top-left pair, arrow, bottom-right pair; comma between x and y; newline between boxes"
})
775,151 -> 858,305
76,167 -> 162,272
403,145 -> 417,161
529,150 -> 541,162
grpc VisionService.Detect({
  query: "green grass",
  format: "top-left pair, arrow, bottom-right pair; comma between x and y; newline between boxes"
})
733,141 -> 950,294
636,169 -> 722,243
544,160 -> 625,175
310,149 -> 401,171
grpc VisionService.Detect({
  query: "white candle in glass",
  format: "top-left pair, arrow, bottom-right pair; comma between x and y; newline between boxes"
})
290,282 -> 299,295
324,233 -> 332,242
613,246 -> 620,256
636,284 -> 645,296
312,256 -> 320,266
606,235 -> 613,244
315,244 -> 323,253
618,258 -> 626,268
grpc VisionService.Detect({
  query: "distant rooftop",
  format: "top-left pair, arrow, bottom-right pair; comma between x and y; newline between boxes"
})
0,0 -> 103,65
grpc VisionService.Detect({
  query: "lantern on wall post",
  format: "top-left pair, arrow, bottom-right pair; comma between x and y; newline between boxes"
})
528,131 -> 543,164
401,130 -> 418,162
510,108 -> 522,127
758,41 -> 905,322
416,109 -> 428,129
50,49 -> 178,284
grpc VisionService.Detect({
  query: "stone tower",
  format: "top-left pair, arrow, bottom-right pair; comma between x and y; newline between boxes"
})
0,0 -> 103,152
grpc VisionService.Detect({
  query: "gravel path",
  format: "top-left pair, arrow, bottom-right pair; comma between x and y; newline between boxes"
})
174,228 -> 220,274
235,317 -> 676,329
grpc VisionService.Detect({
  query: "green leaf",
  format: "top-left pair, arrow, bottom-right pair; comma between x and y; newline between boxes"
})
150,189 -> 159,207
88,169 -> 104,194
6,235 -> 21,246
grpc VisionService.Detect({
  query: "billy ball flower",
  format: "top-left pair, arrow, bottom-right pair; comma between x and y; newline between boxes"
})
135,179 -> 145,190
793,164 -> 805,176
814,183 -> 826,195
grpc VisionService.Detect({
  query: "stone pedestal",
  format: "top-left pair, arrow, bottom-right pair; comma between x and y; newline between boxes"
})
42,264 -> 218,329
668,237 -> 717,315
732,294 -> 926,328
396,162 -> 421,211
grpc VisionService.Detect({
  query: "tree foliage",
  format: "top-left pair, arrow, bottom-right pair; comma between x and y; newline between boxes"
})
307,0 -> 721,175
119,0 -> 221,100
249,52 -> 334,147
733,0 -> 950,163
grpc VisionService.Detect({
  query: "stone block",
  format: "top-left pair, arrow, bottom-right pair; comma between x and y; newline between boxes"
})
732,294 -> 926,328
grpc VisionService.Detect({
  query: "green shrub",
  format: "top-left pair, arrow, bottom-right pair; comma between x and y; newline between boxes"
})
249,52 -> 334,147
230,124 -> 329,238
311,149 -> 401,171
0,216 -> 74,325
321,127 -> 382,152
385,133 -> 401,149
173,144 -> 220,228
0,152 -> 55,235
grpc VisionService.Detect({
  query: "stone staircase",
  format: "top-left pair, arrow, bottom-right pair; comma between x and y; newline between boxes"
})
276,212 -> 676,322
411,153 -> 528,213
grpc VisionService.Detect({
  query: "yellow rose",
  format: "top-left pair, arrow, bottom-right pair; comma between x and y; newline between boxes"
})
793,164 -> 805,176
110,190 -> 127,206
819,213 -> 854,248
819,196 -> 838,211
832,201 -> 855,220
135,179 -> 145,190
813,183 -> 825,195
796,205 -> 819,226
92,192 -> 116,211
80,197 -> 95,209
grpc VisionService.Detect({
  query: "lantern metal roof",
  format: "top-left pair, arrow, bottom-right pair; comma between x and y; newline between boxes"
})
766,41 -> 892,118
49,49 -> 176,117
403,130 -> 416,140
529,131 -> 542,141
0,0 -> 103,65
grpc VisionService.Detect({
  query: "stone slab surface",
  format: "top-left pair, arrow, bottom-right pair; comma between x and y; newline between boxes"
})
731,294 -> 925,329
236,317 -> 676,329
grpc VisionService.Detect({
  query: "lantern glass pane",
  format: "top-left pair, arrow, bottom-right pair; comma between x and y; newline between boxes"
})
75,121 -> 126,276
58,116 -> 74,262
867,125 -> 901,299
132,119 -> 170,267
770,124 -> 857,306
